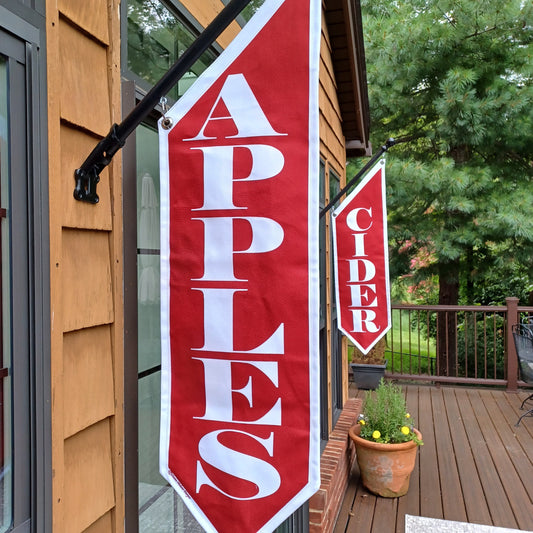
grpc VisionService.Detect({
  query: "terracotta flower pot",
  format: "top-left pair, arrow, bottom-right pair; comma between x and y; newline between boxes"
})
348,424 -> 422,498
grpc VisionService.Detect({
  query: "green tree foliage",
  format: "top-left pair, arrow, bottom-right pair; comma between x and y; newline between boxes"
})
359,0 -> 533,310
240,0 -> 266,21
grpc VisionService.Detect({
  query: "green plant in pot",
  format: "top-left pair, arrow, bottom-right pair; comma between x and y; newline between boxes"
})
349,379 -> 423,497
349,338 -> 388,390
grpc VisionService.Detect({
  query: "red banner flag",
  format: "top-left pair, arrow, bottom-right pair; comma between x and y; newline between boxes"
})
332,159 -> 391,355
158,0 -> 321,531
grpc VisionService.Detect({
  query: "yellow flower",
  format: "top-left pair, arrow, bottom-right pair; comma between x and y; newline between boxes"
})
372,430 -> 381,440
401,426 -> 410,435
405,413 -> 411,419
359,419 -> 366,425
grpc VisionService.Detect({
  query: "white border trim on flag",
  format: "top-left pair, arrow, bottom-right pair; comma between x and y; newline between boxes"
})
158,0 -> 322,531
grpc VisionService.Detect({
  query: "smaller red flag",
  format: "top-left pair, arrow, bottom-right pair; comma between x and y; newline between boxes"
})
332,159 -> 391,354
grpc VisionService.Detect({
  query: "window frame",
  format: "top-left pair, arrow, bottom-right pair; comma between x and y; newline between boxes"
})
0,3 -> 51,532
120,0 -> 223,104
121,2 -> 223,530
121,2 -> 309,531
328,165 -> 343,427
318,159 -> 329,446
319,160 -> 344,440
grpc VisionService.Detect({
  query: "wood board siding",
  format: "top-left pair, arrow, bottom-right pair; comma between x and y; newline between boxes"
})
183,0 -> 241,47
47,0 -> 124,530
324,0 -> 370,156
320,9 -> 350,434
320,9 -> 345,170
59,125 -> 112,230
63,326 -> 115,439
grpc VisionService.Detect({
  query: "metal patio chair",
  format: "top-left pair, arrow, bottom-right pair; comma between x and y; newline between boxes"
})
512,323 -> 533,427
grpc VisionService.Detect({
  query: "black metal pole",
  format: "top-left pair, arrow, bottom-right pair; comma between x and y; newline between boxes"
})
74,0 -> 252,203
319,138 -> 397,219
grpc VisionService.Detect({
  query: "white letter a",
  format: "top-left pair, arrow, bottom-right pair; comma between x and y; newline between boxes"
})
184,73 -> 285,141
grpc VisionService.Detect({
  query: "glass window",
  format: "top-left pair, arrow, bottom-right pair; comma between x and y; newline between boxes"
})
124,1 -> 218,528
125,2 -> 306,531
319,160 -> 329,444
127,0 -> 217,101
0,12 -> 50,532
318,162 -> 343,437
221,0 -> 267,24
329,167 -> 343,425
126,0 -> 218,527
0,55 -> 12,533
136,123 -> 204,532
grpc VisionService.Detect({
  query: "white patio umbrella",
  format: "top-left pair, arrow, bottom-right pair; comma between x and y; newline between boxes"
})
138,172 -> 159,305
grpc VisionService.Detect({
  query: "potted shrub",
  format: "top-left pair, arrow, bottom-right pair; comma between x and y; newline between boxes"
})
349,338 -> 388,389
349,379 -> 423,497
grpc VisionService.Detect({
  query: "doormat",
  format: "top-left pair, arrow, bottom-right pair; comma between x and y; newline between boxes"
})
405,515 -> 530,533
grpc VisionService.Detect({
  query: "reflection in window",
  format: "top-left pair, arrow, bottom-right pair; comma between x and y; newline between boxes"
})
0,56 -> 12,533
221,0 -> 267,23
319,160 -> 328,443
128,2 -> 303,530
127,0 -> 217,101
329,167 -> 343,425
136,124 -> 204,532
127,0 -> 217,528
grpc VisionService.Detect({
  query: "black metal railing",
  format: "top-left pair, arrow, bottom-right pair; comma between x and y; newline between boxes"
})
381,298 -> 533,390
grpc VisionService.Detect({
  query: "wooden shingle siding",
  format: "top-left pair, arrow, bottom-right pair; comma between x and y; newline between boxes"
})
63,326 -> 115,439
57,0 -> 110,45
59,125 -> 112,230
183,0 -> 241,47
48,0 -> 123,529
58,21 -> 110,136
320,15 -> 345,172
63,419 -> 116,531
61,229 -> 114,332
82,512 -> 114,533
319,7 -> 350,433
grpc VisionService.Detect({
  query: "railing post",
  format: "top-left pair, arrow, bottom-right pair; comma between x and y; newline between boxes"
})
506,297 -> 519,392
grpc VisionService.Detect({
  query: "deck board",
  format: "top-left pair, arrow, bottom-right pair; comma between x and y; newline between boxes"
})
334,384 -> 533,533
440,387 -> 492,526
418,386 -> 444,520
396,386 -> 421,533
456,388 -> 518,529
430,388 -> 468,523
476,390 -> 533,529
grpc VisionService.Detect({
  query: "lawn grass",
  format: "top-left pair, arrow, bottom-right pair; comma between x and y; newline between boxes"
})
385,309 -> 436,375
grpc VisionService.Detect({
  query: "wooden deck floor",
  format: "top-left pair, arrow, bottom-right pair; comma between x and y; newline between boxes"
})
334,384 -> 533,533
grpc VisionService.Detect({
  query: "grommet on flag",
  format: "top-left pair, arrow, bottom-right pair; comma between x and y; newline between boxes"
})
160,97 -> 173,130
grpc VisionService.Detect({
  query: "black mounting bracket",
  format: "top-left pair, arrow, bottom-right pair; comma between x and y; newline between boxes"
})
320,138 -> 397,219
73,0 -> 252,203
74,124 -> 125,204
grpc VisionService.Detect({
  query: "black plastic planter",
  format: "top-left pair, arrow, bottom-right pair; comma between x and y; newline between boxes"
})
350,361 -> 387,390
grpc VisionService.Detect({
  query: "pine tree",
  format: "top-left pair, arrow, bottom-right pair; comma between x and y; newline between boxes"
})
359,0 -> 533,374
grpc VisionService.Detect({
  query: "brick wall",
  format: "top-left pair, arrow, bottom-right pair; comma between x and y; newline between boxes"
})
309,398 -> 362,533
